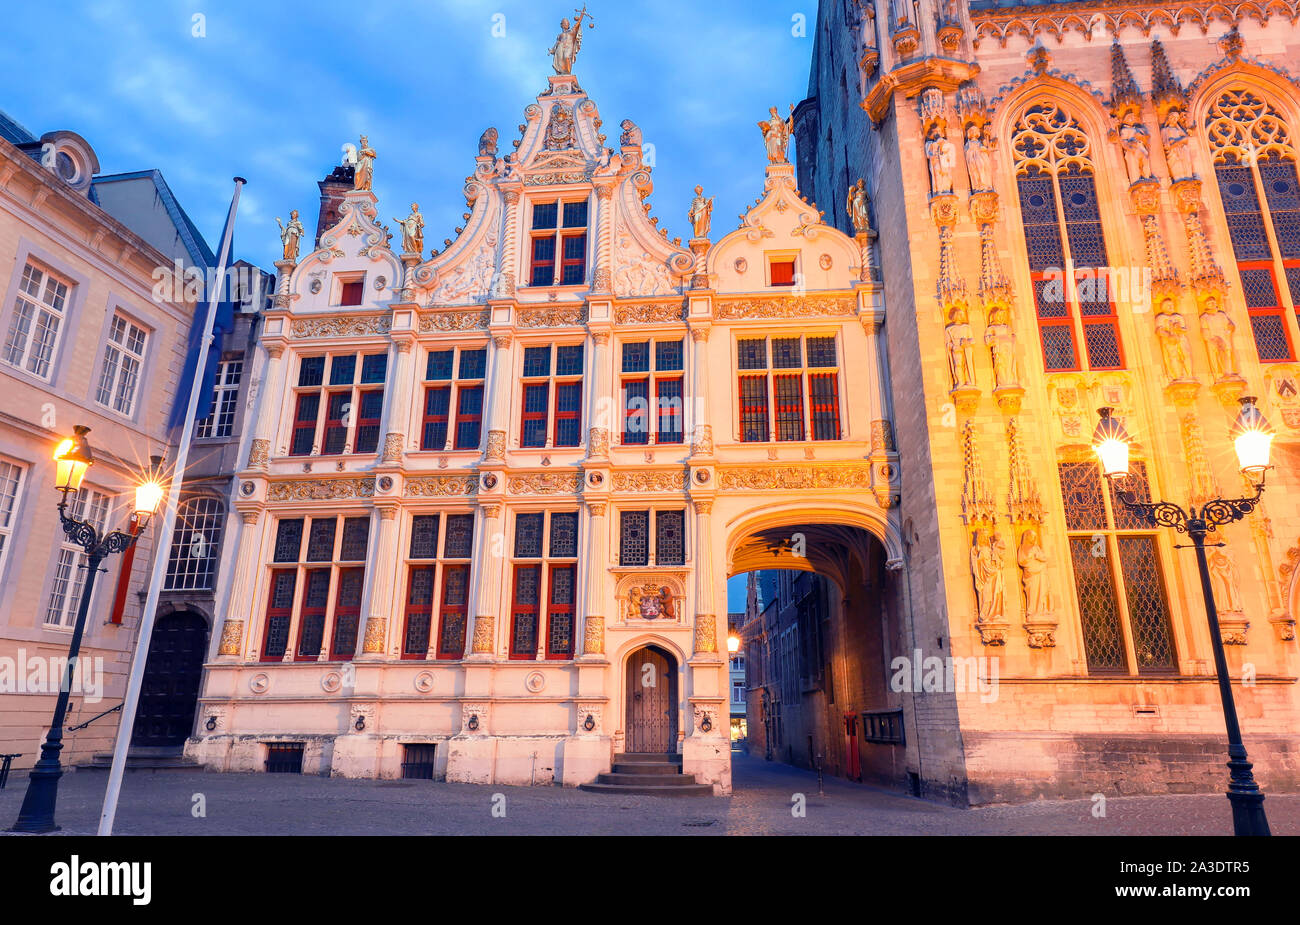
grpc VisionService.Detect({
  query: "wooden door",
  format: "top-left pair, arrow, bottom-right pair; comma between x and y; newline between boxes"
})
132,611 -> 208,747
626,646 -> 677,753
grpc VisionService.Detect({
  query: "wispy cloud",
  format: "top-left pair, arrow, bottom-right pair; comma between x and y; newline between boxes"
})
5,0 -> 813,268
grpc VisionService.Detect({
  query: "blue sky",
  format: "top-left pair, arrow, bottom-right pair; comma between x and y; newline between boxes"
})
6,0 -> 816,270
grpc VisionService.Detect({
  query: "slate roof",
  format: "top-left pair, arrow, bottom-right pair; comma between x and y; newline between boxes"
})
92,169 -> 217,268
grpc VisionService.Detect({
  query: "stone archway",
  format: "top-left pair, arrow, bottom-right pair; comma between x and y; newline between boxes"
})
726,511 -> 909,788
131,609 -> 209,749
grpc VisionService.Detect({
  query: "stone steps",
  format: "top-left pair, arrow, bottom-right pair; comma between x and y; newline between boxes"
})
580,751 -> 712,797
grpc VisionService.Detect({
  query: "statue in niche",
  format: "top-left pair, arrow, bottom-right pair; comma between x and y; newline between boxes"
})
688,185 -> 714,238
758,105 -> 795,164
1201,297 -> 1240,380
963,123 -> 995,191
945,306 -> 976,388
1208,545 -> 1244,614
394,203 -> 424,255
1154,300 -> 1194,381
846,178 -> 872,235
1116,111 -> 1153,184
354,135 -> 377,192
984,306 -> 1018,388
276,210 -> 305,262
971,529 -> 1006,624
925,123 -> 957,196
1017,529 -> 1053,618
478,127 -> 499,157
1160,108 -> 1195,180
890,0 -> 913,28
549,8 -> 591,75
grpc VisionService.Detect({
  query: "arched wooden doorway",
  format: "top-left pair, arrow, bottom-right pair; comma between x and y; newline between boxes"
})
132,610 -> 208,748
625,645 -> 678,753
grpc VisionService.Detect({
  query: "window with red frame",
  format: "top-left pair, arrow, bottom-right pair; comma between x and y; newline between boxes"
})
736,335 -> 841,442
621,339 -> 684,445
421,346 -> 487,451
401,512 -> 475,660
262,515 -> 369,663
509,511 -> 579,659
528,199 -> 588,286
329,567 -> 364,659
338,277 -> 364,306
769,258 -> 796,286
288,352 -> 388,456
519,343 -> 583,448
261,569 -> 296,662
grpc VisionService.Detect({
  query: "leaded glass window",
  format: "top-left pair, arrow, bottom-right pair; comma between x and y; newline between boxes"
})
273,518 -> 304,563
1012,103 -> 1123,371
655,510 -> 686,566
409,515 -> 441,559
1206,88 -> 1300,361
1057,459 -> 1176,674
620,510 -> 649,566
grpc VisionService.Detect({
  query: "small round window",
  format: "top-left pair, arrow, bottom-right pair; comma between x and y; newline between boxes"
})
55,151 -> 78,182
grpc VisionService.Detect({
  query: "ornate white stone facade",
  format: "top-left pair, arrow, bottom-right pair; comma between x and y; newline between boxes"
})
187,68 -> 899,794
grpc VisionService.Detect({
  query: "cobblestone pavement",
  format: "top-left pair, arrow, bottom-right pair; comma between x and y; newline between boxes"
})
2,750 -> 1297,835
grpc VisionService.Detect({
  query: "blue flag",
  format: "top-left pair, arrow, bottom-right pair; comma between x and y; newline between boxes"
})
167,224 -> 237,431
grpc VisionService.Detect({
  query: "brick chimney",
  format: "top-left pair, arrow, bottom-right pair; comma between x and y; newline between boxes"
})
315,164 -> 355,247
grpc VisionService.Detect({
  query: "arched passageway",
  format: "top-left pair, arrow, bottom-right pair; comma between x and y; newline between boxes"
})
727,518 -> 912,790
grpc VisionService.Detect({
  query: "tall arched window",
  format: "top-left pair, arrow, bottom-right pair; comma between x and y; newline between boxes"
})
1013,103 -> 1124,372
1205,87 -> 1300,361
164,497 -> 224,591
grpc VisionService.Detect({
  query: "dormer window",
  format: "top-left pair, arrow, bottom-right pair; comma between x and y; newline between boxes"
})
529,198 -> 588,286
769,257 -> 797,287
335,274 -> 365,307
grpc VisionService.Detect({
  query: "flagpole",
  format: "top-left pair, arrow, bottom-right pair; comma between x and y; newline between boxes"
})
98,177 -> 246,836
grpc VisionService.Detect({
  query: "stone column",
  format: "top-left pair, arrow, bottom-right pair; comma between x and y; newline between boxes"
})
592,184 -> 615,292
247,342 -> 287,469
581,501 -> 607,656
360,506 -> 399,658
689,326 -> 713,455
217,510 -> 264,657
483,333 -> 512,459
381,337 -> 415,463
692,499 -> 718,657
861,307 -> 898,509
468,503 -> 504,658
588,331 -> 611,456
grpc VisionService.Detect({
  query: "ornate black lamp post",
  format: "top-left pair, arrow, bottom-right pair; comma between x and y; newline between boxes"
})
10,426 -> 164,833
1092,398 -> 1275,837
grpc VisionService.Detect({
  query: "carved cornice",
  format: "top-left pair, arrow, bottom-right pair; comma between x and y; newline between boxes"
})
267,478 -> 376,502
418,309 -> 490,332
715,295 -> 856,321
289,314 -> 391,338
516,305 -> 587,328
611,469 -> 688,492
613,301 -> 688,324
718,465 -> 874,491
971,2 -> 1300,50
404,475 -> 478,497
507,471 -> 582,494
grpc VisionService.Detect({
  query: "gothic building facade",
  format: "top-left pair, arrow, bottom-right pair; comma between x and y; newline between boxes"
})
788,0 -> 1300,801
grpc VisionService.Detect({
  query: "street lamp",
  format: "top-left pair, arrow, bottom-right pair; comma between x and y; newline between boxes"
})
10,431 -> 165,833
727,633 -> 741,654
1091,400 -> 1274,837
